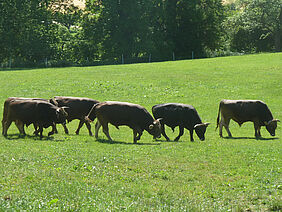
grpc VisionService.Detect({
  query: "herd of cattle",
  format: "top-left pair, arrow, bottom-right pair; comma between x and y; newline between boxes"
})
1,97 -> 280,143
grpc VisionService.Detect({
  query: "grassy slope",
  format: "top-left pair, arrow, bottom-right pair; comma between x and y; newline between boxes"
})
0,53 -> 281,211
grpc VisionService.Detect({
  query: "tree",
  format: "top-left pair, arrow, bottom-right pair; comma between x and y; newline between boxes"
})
228,0 -> 282,52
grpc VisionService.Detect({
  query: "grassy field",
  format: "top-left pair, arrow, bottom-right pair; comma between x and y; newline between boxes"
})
0,53 -> 281,211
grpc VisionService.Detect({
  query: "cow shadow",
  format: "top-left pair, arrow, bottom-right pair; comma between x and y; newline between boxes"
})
3,134 -> 55,141
222,136 -> 279,141
95,138 -> 161,145
154,138 -> 184,143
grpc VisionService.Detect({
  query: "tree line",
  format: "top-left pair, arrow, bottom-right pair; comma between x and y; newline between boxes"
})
0,0 -> 281,67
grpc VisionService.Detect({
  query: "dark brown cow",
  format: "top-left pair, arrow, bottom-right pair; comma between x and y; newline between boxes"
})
2,97 -> 58,135
85,101 -> 162,143
216,99 -> 280,138
2,99 -> 68,138
152,103 -> 210,141
50,96 -> 99,135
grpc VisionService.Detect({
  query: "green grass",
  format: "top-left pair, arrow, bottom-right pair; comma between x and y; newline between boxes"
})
0,53 -> 281,211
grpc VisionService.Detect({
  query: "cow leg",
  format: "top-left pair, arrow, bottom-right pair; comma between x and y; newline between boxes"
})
222,117 -> 232,137
189,129 -> 194,142
254,122 -> 261,138
219,119 -> 224,137
85,122 -> 93,136
161,124 -> 170,141
75,120 -> 84,135
257,126 -> 261,137
3,120 -> 12,136
174,126 -> 184,141
15,120 -> 25,135
38,127 -> 44,139
33,123 -> 39,135
133,128 -> 142,143
48,124 -> 57,136
16,121 -> 25,135
133,130 -> 138,143
95,120 -> 102,139
61,123 -> 68,134
102,123 -> 112,141
52,124 -> 58,134
1,119 -> 5,135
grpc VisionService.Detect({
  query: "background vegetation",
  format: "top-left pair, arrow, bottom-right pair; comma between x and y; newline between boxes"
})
0,0 -> 281,67
0,53 -> 281,210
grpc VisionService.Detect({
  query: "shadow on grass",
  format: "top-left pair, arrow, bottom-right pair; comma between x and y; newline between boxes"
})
3,133 -> 54,141
154,138 -> 185,143
222,136 -> 279,141
96,138 -> 161,145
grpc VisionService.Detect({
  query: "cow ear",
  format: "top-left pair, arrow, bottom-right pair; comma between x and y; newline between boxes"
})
149,124 -> 154,130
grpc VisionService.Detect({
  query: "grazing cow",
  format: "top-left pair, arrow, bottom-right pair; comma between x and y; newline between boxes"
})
85,101 -> 162,143
50,96 -> 99,135
216,99 -> 280,138
2,99 -> 68,138
152,103 -> 210,141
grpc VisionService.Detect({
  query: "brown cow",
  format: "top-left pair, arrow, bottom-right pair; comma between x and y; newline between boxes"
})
50,96 -> 99,135
2,97 -> 54,135
2,99 -> 68,138
85,101 -> 162,143
216,99 -> 280,138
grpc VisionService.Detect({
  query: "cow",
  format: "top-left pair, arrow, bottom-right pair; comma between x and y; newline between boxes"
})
85,101 -> 162,143
152,103 -> 210,142
50,96 -> 99,136
216,99 -> 280,138
2,99 -> 68,138
2,97 -> 58,135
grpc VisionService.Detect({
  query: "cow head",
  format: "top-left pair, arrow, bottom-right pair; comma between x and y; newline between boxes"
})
264,119 -> 280,136
148,118 -> 162,139
56,107 -> 68,124
194,123 -> 210,141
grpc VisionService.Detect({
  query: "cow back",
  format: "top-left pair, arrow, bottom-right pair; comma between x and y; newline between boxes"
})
152,103 -> 202,129
220,100 -> 273,123
53,96 -> 99,121
96,101 -> 154,130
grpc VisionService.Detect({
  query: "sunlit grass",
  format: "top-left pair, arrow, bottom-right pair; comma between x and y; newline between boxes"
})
0,53 -> 281,210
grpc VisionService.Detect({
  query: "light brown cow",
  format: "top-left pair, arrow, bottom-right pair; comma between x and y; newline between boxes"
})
216,99 -> 279,138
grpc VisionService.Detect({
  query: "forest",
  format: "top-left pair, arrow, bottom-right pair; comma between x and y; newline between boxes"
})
0,0 -> 281,67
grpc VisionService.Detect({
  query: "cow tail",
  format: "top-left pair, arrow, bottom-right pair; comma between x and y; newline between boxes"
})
216,101 -> 221,130
2,99 -> 10,124
86,103 -> 100,122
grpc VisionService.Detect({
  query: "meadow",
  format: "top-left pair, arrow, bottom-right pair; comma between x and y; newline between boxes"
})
0,53 -> 281,211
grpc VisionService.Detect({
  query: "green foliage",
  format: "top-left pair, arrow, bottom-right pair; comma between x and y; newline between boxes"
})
0,0 -> 83,66
0,0 -> 281,67
0,53 -> 281,210
226,0 -> 282,52
82,0 -> 225,61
